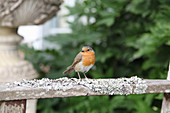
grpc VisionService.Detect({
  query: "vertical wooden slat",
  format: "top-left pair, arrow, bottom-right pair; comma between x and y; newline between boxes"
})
161,63 -> 170,113
0,100 -> 26,113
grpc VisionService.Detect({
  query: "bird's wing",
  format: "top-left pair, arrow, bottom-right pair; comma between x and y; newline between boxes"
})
63,52 -> 82,75
72,52 -> 82,67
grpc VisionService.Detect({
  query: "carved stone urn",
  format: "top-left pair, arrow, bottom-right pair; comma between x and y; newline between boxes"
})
0,0 -> 63,112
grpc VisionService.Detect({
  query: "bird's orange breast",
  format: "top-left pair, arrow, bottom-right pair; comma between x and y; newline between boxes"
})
81,51 -> 95,66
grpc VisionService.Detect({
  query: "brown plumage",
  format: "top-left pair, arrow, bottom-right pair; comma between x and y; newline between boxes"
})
63,53 -> 82,75
63,46 -> 95,79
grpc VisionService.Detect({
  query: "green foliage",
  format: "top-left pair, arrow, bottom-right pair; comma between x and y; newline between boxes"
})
20,0 -> 170,112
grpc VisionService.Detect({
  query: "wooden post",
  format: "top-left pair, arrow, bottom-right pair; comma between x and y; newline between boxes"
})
0,100 -> 26,113
161,63 -> 170,113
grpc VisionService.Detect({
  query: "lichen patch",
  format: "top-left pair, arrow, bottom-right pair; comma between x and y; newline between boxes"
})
9,76 -> 148,95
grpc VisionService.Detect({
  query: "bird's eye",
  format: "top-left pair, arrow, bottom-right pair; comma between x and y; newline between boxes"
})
82,50 -> 85,52
87,49 -> 90,51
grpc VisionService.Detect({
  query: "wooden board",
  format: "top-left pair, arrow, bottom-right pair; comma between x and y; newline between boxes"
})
0,77 -> 170,101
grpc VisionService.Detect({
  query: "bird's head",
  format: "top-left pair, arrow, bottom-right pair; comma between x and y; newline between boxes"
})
81,46 -> 95,55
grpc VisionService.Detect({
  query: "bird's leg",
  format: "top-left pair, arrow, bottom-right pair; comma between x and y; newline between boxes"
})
83,73 -> 88,79
77,72 -> 81,79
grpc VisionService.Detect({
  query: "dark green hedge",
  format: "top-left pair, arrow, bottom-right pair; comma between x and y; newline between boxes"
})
21,0 -> 170,112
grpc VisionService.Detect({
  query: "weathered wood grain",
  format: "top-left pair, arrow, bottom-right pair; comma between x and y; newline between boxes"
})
161,64 -> 170,113
0,78 -> 170,101
0,100 -> 26,113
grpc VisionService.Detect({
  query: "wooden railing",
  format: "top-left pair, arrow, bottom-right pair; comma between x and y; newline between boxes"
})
0,64 -> 169,113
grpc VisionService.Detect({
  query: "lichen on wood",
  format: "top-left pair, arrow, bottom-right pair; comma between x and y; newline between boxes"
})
9,76 -> 147,95
1,77 -> 170,101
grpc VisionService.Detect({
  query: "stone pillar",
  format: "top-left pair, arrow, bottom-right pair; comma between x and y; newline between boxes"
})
0,0 -> 63,113
0,27 -> 38,82
0,27 -> 39,113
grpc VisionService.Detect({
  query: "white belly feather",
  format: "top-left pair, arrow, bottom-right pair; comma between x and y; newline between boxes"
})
75,61 -> 93,73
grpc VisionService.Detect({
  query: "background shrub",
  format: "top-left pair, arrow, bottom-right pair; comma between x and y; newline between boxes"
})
20,0 -> 170,112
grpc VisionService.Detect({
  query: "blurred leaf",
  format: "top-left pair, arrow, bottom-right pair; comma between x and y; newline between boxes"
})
96,17 -> 115,27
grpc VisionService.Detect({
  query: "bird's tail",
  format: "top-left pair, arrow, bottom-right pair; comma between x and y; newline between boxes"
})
63,65 -> 74,75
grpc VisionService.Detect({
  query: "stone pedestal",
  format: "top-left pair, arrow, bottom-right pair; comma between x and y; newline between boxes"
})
0,27 -> 39,113
0,0 -> 63,113
0,27 -> 38,82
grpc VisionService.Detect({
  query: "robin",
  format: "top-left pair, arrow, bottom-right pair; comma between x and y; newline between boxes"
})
63,46 -> 95,79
